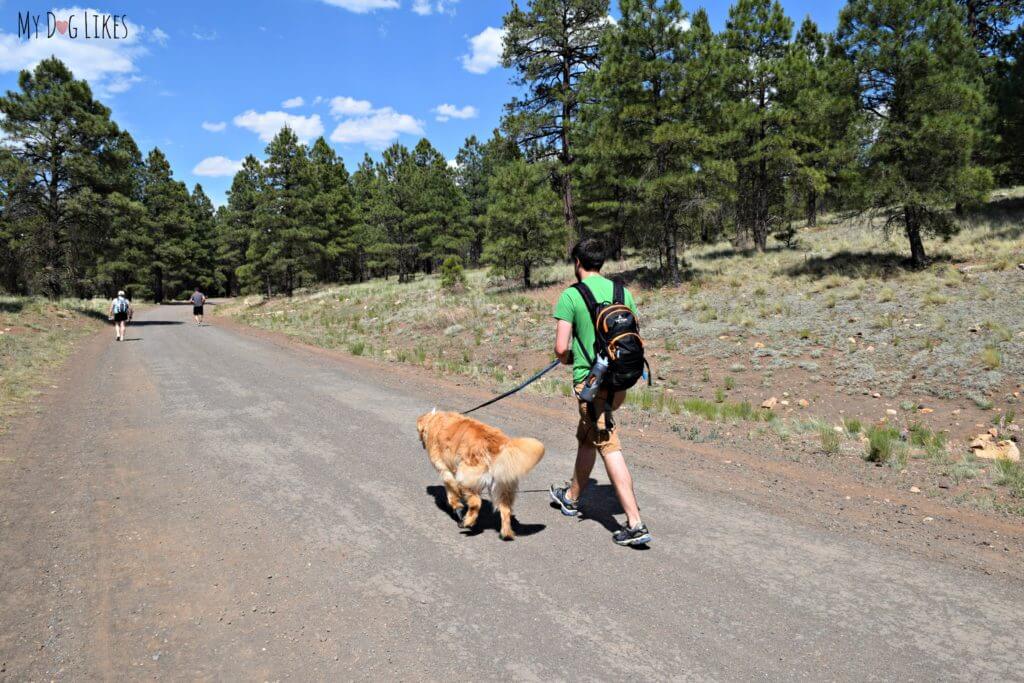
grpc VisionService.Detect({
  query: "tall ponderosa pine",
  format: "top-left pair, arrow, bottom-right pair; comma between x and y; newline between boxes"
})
503,0 -> 609,241
779,18 -> 860,227
246,127 -> 321,296
141,148 -> 195,302
308,137 -> 355,282
993,27 -> 1024,183
484,159 -> 565,287
583,2 -> 733,282
455,131 -> 518,265
0,57 -> 134,296
409,138 -> 470,269
190,183 -> 221,293
723,0 -> 798,252
838,0 -> 992,265
217,155 -> 262,296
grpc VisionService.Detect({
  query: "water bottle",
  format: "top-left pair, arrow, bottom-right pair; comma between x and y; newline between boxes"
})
578,354 -> 609,402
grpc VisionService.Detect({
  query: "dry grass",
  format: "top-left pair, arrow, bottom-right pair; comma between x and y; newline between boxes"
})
0,296 -> 108,433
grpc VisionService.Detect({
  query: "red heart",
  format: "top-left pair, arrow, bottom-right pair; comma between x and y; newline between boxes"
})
55,20 -> 68,35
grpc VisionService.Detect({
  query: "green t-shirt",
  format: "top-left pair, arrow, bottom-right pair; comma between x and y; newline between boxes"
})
553,275 -> 637,384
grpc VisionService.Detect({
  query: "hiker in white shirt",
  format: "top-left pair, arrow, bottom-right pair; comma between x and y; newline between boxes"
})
108,290 -> 133,342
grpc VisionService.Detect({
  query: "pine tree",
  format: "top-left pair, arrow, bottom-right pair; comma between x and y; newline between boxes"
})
409,138 -> 470,270
779,18 -> 860,227
141,148 -> 194,301
0,57 -> 132,296
993,26 -> 1024,183
218,155 -> 262,295
455,131 -> 521,265
582,2 -> 732,281
838,0 -> 992,265
483,158 -> 565,287
247,127 -> 321,296
349,154 -> 382,281
503,0 -> 610,241
308,137 -> 355,282
189,184 -> 221,293
958,0 -> 1024,54
723,0 -> 798,252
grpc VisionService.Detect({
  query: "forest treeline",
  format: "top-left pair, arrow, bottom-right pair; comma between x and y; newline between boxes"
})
2,0 -> 1023,300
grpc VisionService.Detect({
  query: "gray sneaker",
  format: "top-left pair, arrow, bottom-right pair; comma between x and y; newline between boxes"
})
549,483 -> 579,516
613,523 -> 652,546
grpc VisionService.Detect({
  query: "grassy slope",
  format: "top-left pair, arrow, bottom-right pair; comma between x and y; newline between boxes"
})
219,191 -> 1024,511
0,297 -> 109,434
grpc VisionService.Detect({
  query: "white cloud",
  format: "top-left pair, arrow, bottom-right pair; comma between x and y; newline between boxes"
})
201,121 -> 227,132
330,107 -> 424,148
413,0 -> 458,15
447,158 -> 459,170
233,110 -> 325,143
192,28 -> 217,41
434,103 -> 477,122
0,8 -> 153,96
282,96 -> 305,109
150,27 -> 169,45
461,26 -> 504,74
319,0 -> 399,13
329,96 -> 373,117
193,156 -> 243,177
673,18 -> 691,31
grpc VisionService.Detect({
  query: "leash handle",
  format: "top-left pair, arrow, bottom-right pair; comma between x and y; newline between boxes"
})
461,359 -> 562,415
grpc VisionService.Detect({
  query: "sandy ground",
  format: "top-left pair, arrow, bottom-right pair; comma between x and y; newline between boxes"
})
1,302 -> 1022,680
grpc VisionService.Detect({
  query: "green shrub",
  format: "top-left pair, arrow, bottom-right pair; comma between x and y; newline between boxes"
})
994,459 -> 1024,498
819,427 -> 841,455
864,425 -> 902,464
348,341 -> 366,356
980,346 -> 1002,370
724,376 -> 735,391
843,417 -> 862,434
440,255 -> 467,291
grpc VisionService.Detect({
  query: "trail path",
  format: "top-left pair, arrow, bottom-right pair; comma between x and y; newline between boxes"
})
1,303 -> 1020,680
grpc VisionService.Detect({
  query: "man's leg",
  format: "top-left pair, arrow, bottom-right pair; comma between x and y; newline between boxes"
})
569,443 -> 597,502
601,450 -> 642,528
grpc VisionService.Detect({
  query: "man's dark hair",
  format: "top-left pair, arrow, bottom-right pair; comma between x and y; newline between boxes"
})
571,239 -> 605,272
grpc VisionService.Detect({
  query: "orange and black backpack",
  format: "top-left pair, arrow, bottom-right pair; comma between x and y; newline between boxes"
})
572,279 -> 651,393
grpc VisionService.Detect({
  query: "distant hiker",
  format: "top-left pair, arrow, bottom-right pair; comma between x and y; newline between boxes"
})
549,239 -> 652,547
108,290 -> 133,342
190,288 -> 207,325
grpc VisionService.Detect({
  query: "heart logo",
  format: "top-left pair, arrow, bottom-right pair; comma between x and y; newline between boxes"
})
55,19 -> 68,35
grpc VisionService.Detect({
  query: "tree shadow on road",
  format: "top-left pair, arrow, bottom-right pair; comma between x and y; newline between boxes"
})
425,485 -> 546,540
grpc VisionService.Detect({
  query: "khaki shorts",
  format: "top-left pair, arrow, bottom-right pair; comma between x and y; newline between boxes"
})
575,384 -> 625,457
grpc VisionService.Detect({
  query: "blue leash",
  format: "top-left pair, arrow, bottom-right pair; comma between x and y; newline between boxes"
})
461,359 -> 562,415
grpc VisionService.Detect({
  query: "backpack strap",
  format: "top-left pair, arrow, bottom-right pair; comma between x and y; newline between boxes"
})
612,279 -> 624,306
571,282 -> 599,325
571,282 -> 599,368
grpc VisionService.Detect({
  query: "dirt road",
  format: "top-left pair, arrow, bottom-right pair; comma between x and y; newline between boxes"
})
1,303 -> 1021,680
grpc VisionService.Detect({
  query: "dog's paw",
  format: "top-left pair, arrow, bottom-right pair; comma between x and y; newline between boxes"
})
500,531 -> 516,541
453,506 -> 465,523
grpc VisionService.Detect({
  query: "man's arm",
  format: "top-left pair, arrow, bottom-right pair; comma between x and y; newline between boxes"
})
554,319 -> 573,365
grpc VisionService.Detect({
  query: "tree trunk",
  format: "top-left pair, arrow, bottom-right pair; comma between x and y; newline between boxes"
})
904,206 -> 928,267
523,260 -> 532,289
806,189 -> 818,227
153,267 -> 164,303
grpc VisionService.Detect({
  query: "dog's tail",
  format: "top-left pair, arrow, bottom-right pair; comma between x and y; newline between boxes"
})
493,437 -> 545,485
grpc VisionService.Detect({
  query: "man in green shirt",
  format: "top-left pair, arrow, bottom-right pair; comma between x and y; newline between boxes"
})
550,239 -> 651,547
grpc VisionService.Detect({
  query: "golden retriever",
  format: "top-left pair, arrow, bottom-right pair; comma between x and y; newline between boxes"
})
417,410 -> 545,540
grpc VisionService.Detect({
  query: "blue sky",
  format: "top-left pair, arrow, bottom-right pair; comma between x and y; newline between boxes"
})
0,0 -> 844,205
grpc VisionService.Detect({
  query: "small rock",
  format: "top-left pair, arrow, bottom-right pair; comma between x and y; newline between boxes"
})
761,397 -> 778,409
780,399 -> 790,406
798,399 -> 809,408
886,408 -> 898,416
909,486 -> 921,493
872,392 -> 881,398
918,407 -> 933,414
923,516 -> 934,522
